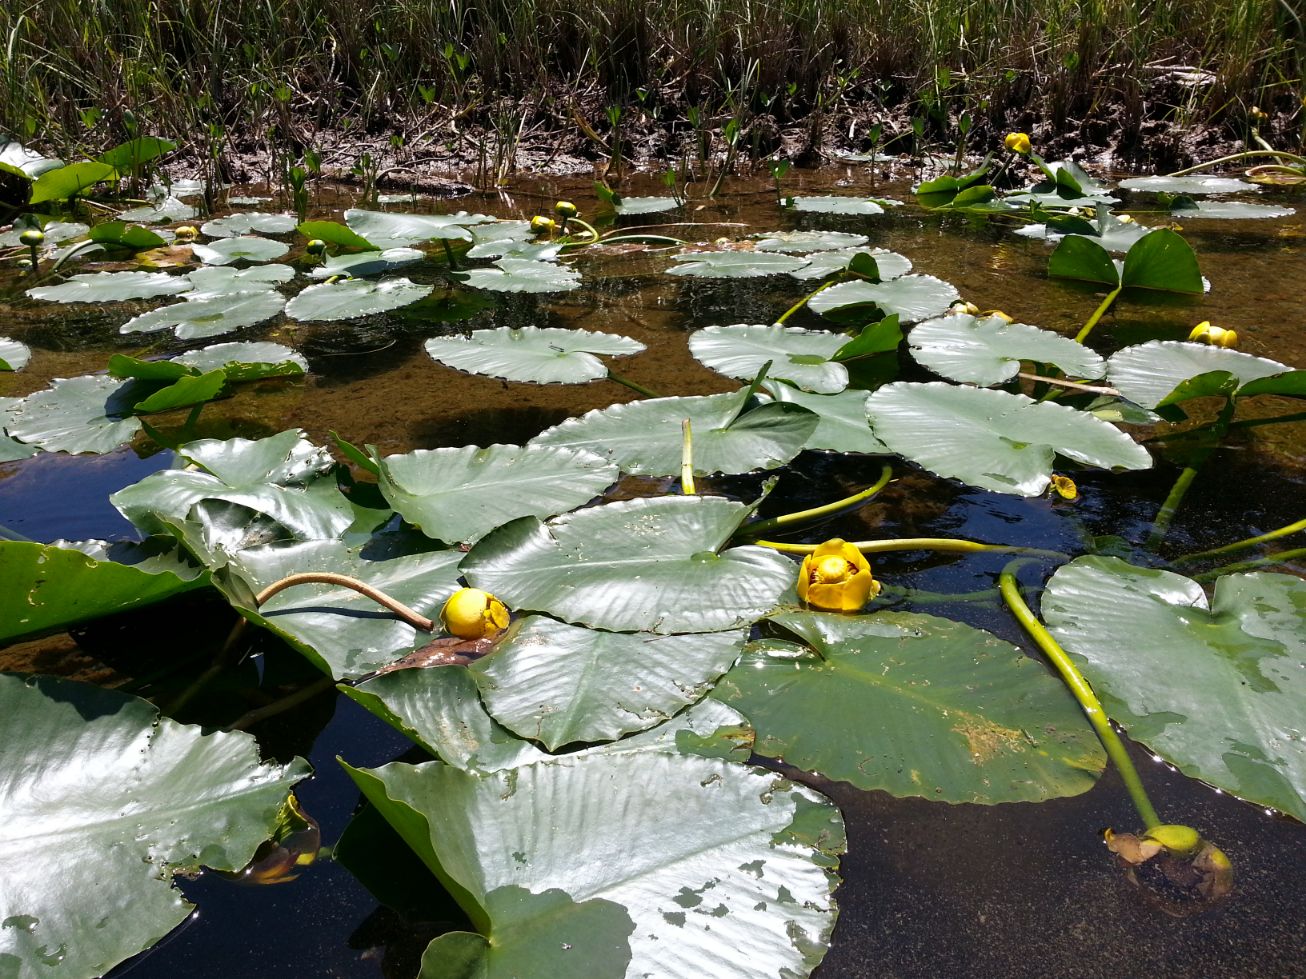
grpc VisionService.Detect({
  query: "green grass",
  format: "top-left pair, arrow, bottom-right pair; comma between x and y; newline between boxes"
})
2,0 -> 1302,166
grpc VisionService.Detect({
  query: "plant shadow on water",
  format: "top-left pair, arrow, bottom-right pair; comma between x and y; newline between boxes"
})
2,159 -> 1306,979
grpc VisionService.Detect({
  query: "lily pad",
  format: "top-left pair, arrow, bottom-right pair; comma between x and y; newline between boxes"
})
344,208 -> 496,248
789,195 -> 889,215
689,324 -> 848,393
7,375 -> 141,454
0,220 -> 87,249
1171,200 -> 1295,220
866,382 -> 1152,495
0,337 -> 30,371
0,675 -> 308,979
612,194 -> 680,215
375,443 -> 618,545
459,258 -> 582,293
27,270 -> 191,304
424,326 -> 644,384
711,611 -> 1104,802
200,211 -> 297,238
28,160 -> 116,204
790,247 -> 912,282
461,495 -> 795,634
345,751 -> 842,979
285,277 -> 433,321
173,341 -> 308,378
0,397 -> 39,462
761,382 -> 889,454
120,291 -> 287,339
1106,341 -> 1292,408
808,275 -> 961,324
752,230 -> 868,253
307,247 -> 426,279
119,195 -> 197,224
908,313 -> 1107,385
531,388 -> 818,477
1042,557 -> 1306,822
186,263 -> 295,297
1118,175 -> 1255,195
191,235 -> 290,265
667,251 -> 809,278
469,616 -> 746,749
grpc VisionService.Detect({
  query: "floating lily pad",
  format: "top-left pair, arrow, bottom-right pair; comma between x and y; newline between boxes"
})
345,751 -> 842,979
1042,557 -> 1306,822
712,610 -> 1104,802
186,263 -> 295,297
667,251 -> 809,278
0,337 -> 30,371
307,247 -> 425,279
1049,228 -> 1203,294
466,221 -> 561,261
459,258 -> 582,293
761,382 -> 890,454
752,230 -> 869,253
1118,175 -> 1255,194
0,675 -> 308,979
612,194 -> 680,215
344,208 -> 496,248
866,382 -> 1151,495
285,277 -> 433,321
27,270 -> 191,304
908,313 -> 1107,385
425,326 -> 643,384
1172,200 -> 1295,220
461,495 -> 795,634
7,375 -> 141,454
200,211 -> 297,238
470,616 -> 746,749
1106,341 -> 1293,408
0,397 -> 39,462
0,220 -> 87,248
375,443 -> 618,545
224,539 -> 463,679
531,388 -> 818,477
1013,212 -> 1151,253
689,324 -> 848,393
191,235 -> 290,265
120,291 -> 287,339
789,195 -> 889,215
119,195 -> 197,224
808,274 -> 960,324
790,247 -> 912,282
173,341 -> 308,378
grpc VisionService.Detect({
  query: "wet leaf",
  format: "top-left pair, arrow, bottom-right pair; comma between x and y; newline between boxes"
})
908,313 -> 1106,385
200,211 -> 297,238
120,291 -> 287,339
752,230 -> 868,253
191,235 -> 290,265
790,247 -> 912,282
689,324 -> 849,393
424,326 -> 643,384
1118,175 -> 1256,194
789,195 -> 891,214
0,337 -> 30,371
119,195 -> 196,224
668,250 -> 809,278
1170,199 -> 1295,220
344,208 -> 497,248
459,258 -> 582,293
27,270 -> 191,304
6,375 -> 141,454
808,275 -> 960,324
306,247 -> 425,278
761,382 -> 889,454
285,277 -> 433,321
1106,341 -> 1292,408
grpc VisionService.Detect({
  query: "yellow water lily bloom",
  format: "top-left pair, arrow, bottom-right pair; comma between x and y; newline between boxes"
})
554,200 -> 578,218
1050,474 -> 1078,500
1188,321 -> 1239,348
440,587 -> 510,639
1004,132 -> 1031,155
174,225 -> 199,242
796,539 -> 880,612
530,215 -> 558,234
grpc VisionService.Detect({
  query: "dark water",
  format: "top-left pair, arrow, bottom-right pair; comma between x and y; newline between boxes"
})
2,168 -> 1305,978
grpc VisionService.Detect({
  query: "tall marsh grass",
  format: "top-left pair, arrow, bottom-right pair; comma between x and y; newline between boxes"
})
2,0 -> 1301,159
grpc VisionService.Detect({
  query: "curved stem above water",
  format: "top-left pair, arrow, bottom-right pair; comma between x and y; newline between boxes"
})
752,536 -> 1068,560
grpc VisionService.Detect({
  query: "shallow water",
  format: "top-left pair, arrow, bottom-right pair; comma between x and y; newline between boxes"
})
2,167 -> 1305,978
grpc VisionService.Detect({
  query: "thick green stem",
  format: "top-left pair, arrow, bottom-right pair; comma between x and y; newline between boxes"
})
738,464 -> 892,538
1074,284 -> 1122,344
255,572 -> 435,631
605,369 -> 662,399
1193,547 -> 1306,581
1175,516 -> 1306,564
999,569 -> 1162,830
753,537 -> 1068,560
1167,150 -> 1306,176
680,419 -> 696,495
774,281 -> 834,326
1147,397 -> 1236,547
440,239 -> 460,270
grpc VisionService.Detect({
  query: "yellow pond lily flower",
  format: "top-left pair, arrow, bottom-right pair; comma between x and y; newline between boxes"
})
797,539 -> 881,612
174,225 -> 199,242
1188,321 -> 1239,348
1050,474 -> 1078,500
530,215 -> 558,234
1004,132 -> 1032,155
554,200 -> 578,218
440,587 -> 510,639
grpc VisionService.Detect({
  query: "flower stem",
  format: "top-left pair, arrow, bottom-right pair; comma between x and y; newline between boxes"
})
1166,150 -> 1306,176
1147,398 -> 1236,547
680,419 -> 696,495
752,537 -> 1068,560
774,281 -> 835,326
1075,284 -> 1122,344
1192,547 -> 1306,581
737,464 -> 892,538
1174,516 -> 1306,564
605,369 -> 662,398
255,572 -> 435,631
999,568 -> 1162,830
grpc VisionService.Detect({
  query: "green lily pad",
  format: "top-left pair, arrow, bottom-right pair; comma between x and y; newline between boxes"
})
1106,341 -> 1292,408
790,247 -> 912,281
0,220 -> 87,249
173,341 -> 308,378
1119,175 -> 1255,194
0,138 -> 61,178
88,221 -> 168,251
531,388 -> 818,477
808,275 -> 961,324
223,539 -> 463,679
712,611 -> 1104,802
344,208 -> 497,248
1049,228 -> 1203,294
191,235 -> 290,265
612,194 -> 680,215
459,258 -> 582,293
120,291 -> 287,339
789,195 -> 889,215
345,751 -> 842,979
27,270 -> 191,304
424,326 -> 644,384
0,675 -> 308,979
28,160 -> 116,204
0,397 -> 39,462
297,219 -> 377,251
466,221 -> 560,260
0,337 -> 30,371
1171,200 -> 1295,220
185,263 -> 295,297
761,382 -> 889,454
667,251 -> 809,278
866,382 -> 1151,495
1042,556 -> 1306,822
0,538 -> 207,644
752,230 -> 869,253
375,443 -> 618,545
462,495 -> 794,634
96,135 -> 177,173
6,375 -> 141,454
307,247 -> 426,278
908,313 -> 1107,385
119,195 -> 197,224
200,211 -> 297,238
469,616 -> 746,749
689,324 -> 848,393
1013,211 -> 1151,253
285,277 -> 433,321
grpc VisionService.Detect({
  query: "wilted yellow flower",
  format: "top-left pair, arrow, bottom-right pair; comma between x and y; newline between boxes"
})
1188,321 -> 1239,348
1004,132 -> 1031,155
949,300 -> 981,316
980,309 -> 1014,323
1050,474 -> 1078,500
796,539 -> 880,612
441,587 -> 510,639
530,215 -> 558,234
174,225 -> 199,242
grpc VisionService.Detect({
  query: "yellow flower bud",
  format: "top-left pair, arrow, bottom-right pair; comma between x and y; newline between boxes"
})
530,215 -> 558,234
174,225 -> 198,242
980,309 -> 1014,323
1004,132 -> 1031,155
441,587 -> 510,639
1188,321 -> 1238,348
796,539 -> 880,612
948,300 -> 980,316
305,238 -> 327,256
19,228 -> 45,247
554,200 -> 578,219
